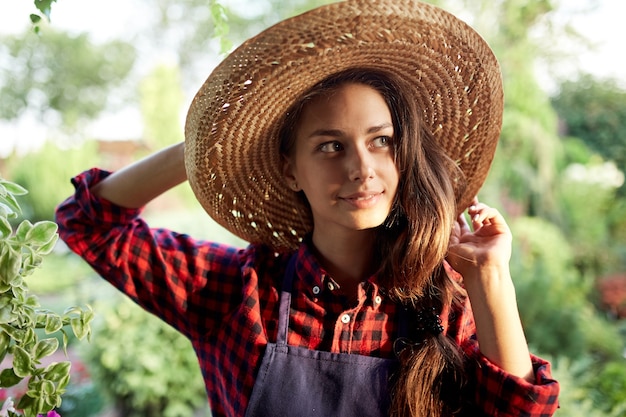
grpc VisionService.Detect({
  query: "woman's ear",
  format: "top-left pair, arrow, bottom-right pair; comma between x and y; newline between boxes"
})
282,156 -> 301,192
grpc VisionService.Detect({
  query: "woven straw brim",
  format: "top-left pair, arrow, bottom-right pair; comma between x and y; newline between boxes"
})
185,0 -> 503,251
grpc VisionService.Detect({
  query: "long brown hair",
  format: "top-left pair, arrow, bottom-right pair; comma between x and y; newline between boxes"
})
280,68 -> 468,417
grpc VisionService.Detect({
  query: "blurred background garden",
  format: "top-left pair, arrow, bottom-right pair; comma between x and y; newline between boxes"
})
1,0 -> 625,415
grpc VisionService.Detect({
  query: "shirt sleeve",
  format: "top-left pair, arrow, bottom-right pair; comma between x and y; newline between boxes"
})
55,168 -> 246,340
447,298 -> 560,416
469,346 -> 560,416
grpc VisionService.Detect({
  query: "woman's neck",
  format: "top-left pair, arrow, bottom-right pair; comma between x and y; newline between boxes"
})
311,228 -> 377,289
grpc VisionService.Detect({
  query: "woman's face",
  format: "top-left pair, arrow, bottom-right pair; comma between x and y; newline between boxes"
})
283,83 -> 400,237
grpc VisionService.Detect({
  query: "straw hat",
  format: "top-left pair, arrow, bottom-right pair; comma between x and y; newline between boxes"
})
184,0 -> 503,251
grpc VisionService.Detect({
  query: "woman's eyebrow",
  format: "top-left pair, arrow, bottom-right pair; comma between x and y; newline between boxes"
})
366,122 -> 393,134
307,123 -> 393,139
306,128 -> 344,139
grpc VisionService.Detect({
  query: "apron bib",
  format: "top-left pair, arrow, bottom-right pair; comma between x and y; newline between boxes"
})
244,256 -> 400,417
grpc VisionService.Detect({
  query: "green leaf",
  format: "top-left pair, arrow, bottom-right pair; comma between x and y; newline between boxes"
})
0,180 -> 28,196
16,219 -> 33,241
33,0 -> 56,19
0,302 -> 12,324
0,324 -> 24,342
0,202 -> 14,220
30,14 -> 42,24
25,221 -> 58,246
61,329 -> 68,355
34,338 -> 59,361
63,306 -> 82,315
12,345 -> 33,377
40,379 -> 55,396
44,361 -> 70,382
21,252 -> 43,276
70,316 -> 89,340
23,327 -> 37,348
57,372 -> 70,391
0,367 -> 23,388
0,193 -> 21,216
44,313 -> 63,334
0,294 -> 10,309
0,330 -> 10,362
82,306 -> 95,324
0,246 -> 21,284
36,233 -> 58,255
25,295 -> 39,308
0,216 -> 12,238
46,392 -> 61,409
16,393 -> 36,415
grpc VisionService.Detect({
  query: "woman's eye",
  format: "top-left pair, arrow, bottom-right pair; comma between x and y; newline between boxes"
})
319,141 -> 343,153
372,136 -> 392,148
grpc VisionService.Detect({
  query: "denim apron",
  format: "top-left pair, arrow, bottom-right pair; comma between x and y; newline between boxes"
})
244,256 -> 401,417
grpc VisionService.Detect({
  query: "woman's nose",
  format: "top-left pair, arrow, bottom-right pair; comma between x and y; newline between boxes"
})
347,148 -> 375,182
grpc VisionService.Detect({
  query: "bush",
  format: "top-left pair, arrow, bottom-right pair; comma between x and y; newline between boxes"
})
552,356 -> 626,417
80,292 -> 208,417
510,216 -> 623,359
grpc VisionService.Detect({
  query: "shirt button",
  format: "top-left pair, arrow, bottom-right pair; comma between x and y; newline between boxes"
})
374,295 -> 382,305
312,286 -> 320,295
341,314 -> 351,324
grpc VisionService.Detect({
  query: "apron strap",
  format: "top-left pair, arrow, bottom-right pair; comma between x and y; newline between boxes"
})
277,254 -> 298,346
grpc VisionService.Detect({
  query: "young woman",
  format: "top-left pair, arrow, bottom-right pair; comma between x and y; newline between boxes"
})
56,1 -> 559,416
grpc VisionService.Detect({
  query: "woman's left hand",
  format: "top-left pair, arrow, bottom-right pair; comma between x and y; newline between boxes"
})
446,198 -> 534,381
446,198 -> 512,282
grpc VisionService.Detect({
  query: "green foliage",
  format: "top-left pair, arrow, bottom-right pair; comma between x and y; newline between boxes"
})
137,65 -> 200,209
552,75 -> 626,186
81,294 -> 208,417
209,0 -> 232,54
30,0 -> 58,33
557,157 -> 625,276
139,65 -> 184,150
488,108 -> 562,217
552,356 -> 626,417
0,30 -> 135,130
6,140 -> 99,222
0,176 -> 93,417
588,359 -> 626,414
559,136 -> 594,167
510,216 -> 623,359
473,0 -> 563,220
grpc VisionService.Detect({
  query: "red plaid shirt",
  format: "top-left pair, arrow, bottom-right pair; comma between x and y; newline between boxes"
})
56,169 -> 559,417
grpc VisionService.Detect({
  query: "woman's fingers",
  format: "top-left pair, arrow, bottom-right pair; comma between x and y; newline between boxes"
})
467,202 -> 502,230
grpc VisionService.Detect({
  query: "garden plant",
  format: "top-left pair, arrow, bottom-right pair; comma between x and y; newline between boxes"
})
0,176 -> 93,417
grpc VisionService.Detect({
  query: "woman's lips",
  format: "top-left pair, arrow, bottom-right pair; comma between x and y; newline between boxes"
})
339,191 -> 383,209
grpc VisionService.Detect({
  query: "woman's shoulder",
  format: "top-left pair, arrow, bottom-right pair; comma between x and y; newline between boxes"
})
238,242 -> 294,277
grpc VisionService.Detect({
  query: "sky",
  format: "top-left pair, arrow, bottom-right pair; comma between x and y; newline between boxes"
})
1,0 -> 625,157
544,0 -> 626,87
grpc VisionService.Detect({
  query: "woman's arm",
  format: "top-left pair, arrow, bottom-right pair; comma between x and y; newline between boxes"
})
91,142 -> 187,208
447,200 -> 534,382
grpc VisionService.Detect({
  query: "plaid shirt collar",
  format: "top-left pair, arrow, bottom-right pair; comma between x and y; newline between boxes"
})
294,237 -> 384,309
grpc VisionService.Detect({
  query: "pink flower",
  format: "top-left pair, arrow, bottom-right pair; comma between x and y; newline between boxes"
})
37,412 -> 61,417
